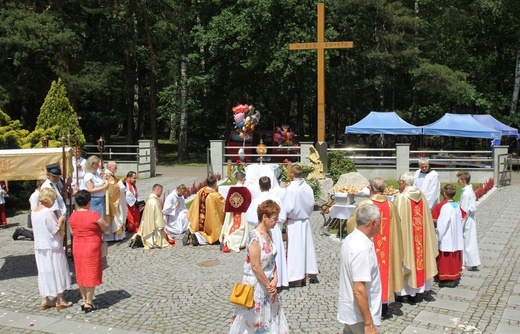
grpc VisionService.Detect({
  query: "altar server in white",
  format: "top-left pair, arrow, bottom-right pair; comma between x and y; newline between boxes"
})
413,158 -> 440,209
163,184 -> 189,236
457,171 -> 481,271
246,176 -> 288,287
284,164 -> 319,286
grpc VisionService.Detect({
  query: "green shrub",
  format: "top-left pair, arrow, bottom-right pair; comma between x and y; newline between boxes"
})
327,150 -> 356,183
305,177 -> 321,199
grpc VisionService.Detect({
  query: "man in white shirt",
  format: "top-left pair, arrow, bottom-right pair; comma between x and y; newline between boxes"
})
338,203 -> 382,334
413,158 -> 440,210
71,147 -> 86,190
41,163 -> 68,218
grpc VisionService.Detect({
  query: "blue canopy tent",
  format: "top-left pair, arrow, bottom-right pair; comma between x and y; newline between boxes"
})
472,115 -> 518,137
344,111 -> 422,135
421,113 -> 501,139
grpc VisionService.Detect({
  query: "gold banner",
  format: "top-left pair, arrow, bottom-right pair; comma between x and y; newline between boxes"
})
0,148 -> 73,181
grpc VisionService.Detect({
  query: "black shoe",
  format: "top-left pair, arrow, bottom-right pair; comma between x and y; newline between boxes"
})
12,227 -> 22,240
409,295 -> 420,305
382,304 -> 389,317
191,234 -> 199,246
182,231 -> 191,246
309,275 -> 319,284
468,266 -> 479,271
439,280 -> 457,288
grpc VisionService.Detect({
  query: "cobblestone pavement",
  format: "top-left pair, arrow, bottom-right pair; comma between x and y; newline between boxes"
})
0,166 -> 518,333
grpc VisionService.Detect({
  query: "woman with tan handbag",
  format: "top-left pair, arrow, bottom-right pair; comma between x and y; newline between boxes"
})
229,200 -> 289,333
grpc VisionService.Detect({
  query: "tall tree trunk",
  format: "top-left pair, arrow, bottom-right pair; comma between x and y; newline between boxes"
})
178,60 -> 189,161
510,49 -> 520,115
137,0 -> 158,154
413,0 -> 420,122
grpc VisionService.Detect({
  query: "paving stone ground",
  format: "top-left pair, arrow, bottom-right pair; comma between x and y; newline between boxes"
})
0,166 -> 518,333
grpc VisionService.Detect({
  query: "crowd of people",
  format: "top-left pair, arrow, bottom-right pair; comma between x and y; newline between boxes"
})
339,158 -> 481,333
15,150 -> 483,333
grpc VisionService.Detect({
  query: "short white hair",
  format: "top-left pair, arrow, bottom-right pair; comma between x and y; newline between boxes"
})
418,157 -> 430,165
356,203 -> 380,227
399,172 -> 414,186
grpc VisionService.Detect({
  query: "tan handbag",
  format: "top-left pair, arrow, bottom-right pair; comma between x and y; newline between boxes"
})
229,283 -> 254,308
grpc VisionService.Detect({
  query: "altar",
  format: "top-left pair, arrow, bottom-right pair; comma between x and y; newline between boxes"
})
244,163 -> 280,196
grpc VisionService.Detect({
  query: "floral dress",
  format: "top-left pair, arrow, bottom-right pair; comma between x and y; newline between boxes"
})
230,229 -> 289,334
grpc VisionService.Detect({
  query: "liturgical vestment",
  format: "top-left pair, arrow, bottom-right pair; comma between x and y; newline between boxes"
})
188,187 -> 225,244
346,194 -> 404,302
394,186 -> 438,296
132,193 -> 171,249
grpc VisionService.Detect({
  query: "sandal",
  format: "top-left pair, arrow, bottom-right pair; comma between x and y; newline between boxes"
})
55,301 -> 72,310
83,302 -> 98,313
40,301 -> 55,310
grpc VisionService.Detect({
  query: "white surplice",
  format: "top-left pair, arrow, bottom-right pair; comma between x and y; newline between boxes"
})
163,191 -> 189,235
245,191 -> 288,287
413,169 -> 440,209
437,202 -> 464,252
284,179 -> 318,282
460,184 -> 481,267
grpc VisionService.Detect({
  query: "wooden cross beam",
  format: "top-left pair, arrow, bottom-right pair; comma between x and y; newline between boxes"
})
289,3 -> 353,143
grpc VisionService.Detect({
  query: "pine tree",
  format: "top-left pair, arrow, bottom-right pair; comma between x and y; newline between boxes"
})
32,78 -> 85,147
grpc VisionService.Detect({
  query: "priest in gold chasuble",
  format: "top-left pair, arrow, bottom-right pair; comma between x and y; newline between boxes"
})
394,172 -> 438,298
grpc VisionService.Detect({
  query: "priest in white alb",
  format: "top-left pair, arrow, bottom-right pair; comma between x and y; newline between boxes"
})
413,158 -> 440,210
163,184 -> 190,236
284,164 -> 319,286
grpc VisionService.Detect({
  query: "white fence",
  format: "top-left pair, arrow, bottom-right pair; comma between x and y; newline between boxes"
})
83,140 -> 156,179
209,140 -> 508,184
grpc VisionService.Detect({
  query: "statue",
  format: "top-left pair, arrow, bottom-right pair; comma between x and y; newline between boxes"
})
306,146 -> 325,180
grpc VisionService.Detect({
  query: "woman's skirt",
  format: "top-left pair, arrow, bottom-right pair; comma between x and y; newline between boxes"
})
35,248 -> 71,297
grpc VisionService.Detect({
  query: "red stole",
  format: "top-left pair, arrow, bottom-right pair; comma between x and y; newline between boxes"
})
372,200 -> 391,302
126,182 -> 140,232
411,199 -> 425,287
229,213 -> 242,235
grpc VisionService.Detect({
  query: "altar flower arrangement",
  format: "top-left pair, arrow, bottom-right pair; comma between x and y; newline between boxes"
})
232,104 -> 261,138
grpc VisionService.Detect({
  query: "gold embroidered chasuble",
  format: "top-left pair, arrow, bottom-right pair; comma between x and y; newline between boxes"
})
188,187 -> 225,244
346,195 -> 404,301
105,172 -> 124,235
395,187 -> 438,289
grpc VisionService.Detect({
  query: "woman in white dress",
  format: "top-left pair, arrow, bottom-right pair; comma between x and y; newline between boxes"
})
32,188 -> 72,310
230,200 -> 289,334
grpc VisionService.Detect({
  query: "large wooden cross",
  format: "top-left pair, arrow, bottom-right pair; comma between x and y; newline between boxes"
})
289,3 -> 353,143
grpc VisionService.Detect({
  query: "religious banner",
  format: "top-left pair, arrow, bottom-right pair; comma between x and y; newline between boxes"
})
0,148 -> 73,181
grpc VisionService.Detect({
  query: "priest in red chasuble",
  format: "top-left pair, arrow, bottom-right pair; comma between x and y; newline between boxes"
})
346,177 -> 404,309
185,175 -> 225,246
395,172 -> 438,302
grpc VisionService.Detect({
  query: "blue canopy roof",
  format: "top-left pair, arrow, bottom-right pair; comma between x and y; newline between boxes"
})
345,111 -> 422,135
472,114 -> 518,137
422,113 -> 501,139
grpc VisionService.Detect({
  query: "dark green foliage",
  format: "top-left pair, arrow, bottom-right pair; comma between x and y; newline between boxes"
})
304,178 -> 322,199
32,78 -> 85,147
328,150 -> 357,184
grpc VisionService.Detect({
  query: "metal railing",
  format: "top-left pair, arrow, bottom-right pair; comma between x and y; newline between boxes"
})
497,153 -> 512,186
223,145 -> 301,163
83,144 -> 139,163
